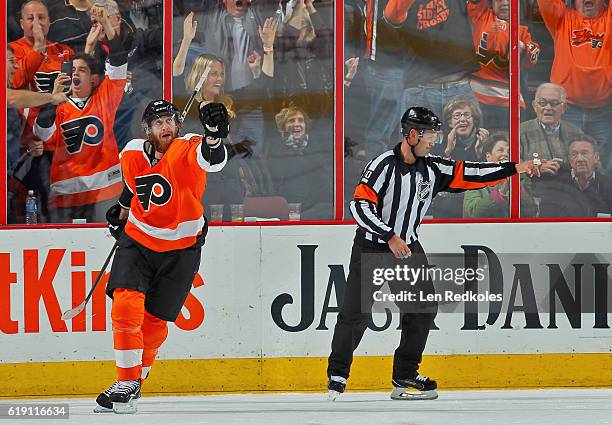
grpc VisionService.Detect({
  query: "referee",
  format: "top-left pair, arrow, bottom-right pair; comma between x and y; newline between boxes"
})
327,107 -> 540,401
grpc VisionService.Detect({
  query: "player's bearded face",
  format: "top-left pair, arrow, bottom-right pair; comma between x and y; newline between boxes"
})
150,116 -> 179,152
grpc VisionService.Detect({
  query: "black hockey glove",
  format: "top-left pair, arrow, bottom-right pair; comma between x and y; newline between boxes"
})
199,102 -> 230,139
106,204 -> 127,240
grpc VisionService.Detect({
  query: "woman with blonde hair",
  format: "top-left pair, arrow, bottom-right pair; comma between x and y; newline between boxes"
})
185,54 -> 237,119
173,12 -> 278,156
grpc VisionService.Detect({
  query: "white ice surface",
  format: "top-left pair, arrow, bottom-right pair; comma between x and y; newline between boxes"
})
2,389 -> 612,425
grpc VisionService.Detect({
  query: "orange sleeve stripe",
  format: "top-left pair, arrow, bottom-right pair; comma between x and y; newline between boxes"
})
383,0 -> 416,26
354,183 -> 379,206
449,161 -> 505,190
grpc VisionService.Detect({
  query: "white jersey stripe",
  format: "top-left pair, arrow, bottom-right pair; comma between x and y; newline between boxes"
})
127,211 -> 205,241
50,163 -> 122,195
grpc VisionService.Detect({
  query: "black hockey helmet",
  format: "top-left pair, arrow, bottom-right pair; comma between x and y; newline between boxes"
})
142,99 -> 181,133
401,106 -> 442,136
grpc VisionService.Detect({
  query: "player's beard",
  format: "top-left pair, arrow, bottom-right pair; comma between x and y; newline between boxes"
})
151,131 -> 177,154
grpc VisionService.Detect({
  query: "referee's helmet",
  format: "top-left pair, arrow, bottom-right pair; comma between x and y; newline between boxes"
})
400,106 -> 442,136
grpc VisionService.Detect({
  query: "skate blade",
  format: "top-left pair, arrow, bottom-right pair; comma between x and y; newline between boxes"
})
112,400 -> 138,414
328,390 -> 342,402
93,405 -> 113,413
390,388 -> 438,400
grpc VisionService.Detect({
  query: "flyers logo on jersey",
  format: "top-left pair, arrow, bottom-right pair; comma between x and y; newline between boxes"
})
476,32 -> 510,69
60,116 -> 105,154
34,71 -> 60,93
135,174 -> 173,211
571,28 -> 604,48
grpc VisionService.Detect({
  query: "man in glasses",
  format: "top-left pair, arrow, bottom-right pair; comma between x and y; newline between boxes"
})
537,0 -> 611,174
520,83 -> 584,178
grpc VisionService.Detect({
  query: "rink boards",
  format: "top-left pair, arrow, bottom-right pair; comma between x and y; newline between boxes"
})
1,223 -> 611,397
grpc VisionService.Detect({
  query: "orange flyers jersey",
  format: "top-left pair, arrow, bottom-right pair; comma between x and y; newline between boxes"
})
9,38 -> 74,92
537,0 -> 611,108
9,38 -> 74,148
33,63 -> 127,208
121,134 -> 228,252
468,1 -> 540,108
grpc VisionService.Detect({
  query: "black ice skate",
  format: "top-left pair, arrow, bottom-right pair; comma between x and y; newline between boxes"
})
391,374 -> 438,400
327,376 -> 347,401
109,379 -> 141,413
94,381 -> 119,413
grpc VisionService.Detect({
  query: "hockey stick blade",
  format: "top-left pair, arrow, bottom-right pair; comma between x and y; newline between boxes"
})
61,240 -> 118,321
61,301 -> 86,320
179,68 -> 209,124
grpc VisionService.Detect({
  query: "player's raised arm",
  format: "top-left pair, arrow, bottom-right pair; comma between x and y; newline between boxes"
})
196,102 -> 229,172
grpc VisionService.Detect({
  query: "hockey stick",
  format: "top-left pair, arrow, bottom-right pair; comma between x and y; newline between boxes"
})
179,67 -> 210,124
61,240 -> 119,321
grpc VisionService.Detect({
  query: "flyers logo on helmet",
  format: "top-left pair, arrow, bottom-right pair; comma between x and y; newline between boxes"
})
60,116 -> 105,154
135,174 -> 173,211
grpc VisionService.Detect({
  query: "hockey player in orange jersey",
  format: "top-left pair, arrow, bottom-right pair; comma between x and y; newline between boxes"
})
95,100 -> 229,413
33,4 -> 127,223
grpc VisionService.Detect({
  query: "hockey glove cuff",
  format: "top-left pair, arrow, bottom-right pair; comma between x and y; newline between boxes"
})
106,204 -> 127,240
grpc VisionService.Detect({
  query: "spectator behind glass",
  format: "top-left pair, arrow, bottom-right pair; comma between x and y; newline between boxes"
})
33,4 -> 128,223
463,132 -> 538,218
539,136 -> 612,217
347,0 -> 406,158
437,96 -> 489,161
179,9 -> 278,156
48,0 -> 94,53
267,106 -> 333,219
10,1 -> 74,92
6,45 -> 68,224
468,0 -> 540,132
520,83 -> 584,176
383,0 -> 481,135
430,96 -> 489,218
537,0 -> 612,174
9,0 -> 75,222
275,0 -> 334,117
84,0 -> 164,150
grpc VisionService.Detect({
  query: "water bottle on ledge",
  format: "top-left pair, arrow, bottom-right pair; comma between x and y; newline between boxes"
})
25,190 -> 38,225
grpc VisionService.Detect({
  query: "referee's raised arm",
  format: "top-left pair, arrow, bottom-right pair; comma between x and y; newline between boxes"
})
430,156 -> 541,195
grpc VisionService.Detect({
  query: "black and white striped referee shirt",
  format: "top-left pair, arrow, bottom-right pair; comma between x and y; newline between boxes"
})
350,144 -> 517,245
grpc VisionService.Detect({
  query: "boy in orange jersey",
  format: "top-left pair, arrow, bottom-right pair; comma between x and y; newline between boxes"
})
33,4 -> 127,223
537,0 -> 611,173
96,100 -> 229,414
468,0 -> 540,130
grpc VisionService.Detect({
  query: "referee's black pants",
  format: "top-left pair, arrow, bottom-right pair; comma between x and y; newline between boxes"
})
327,238 -> 437,381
